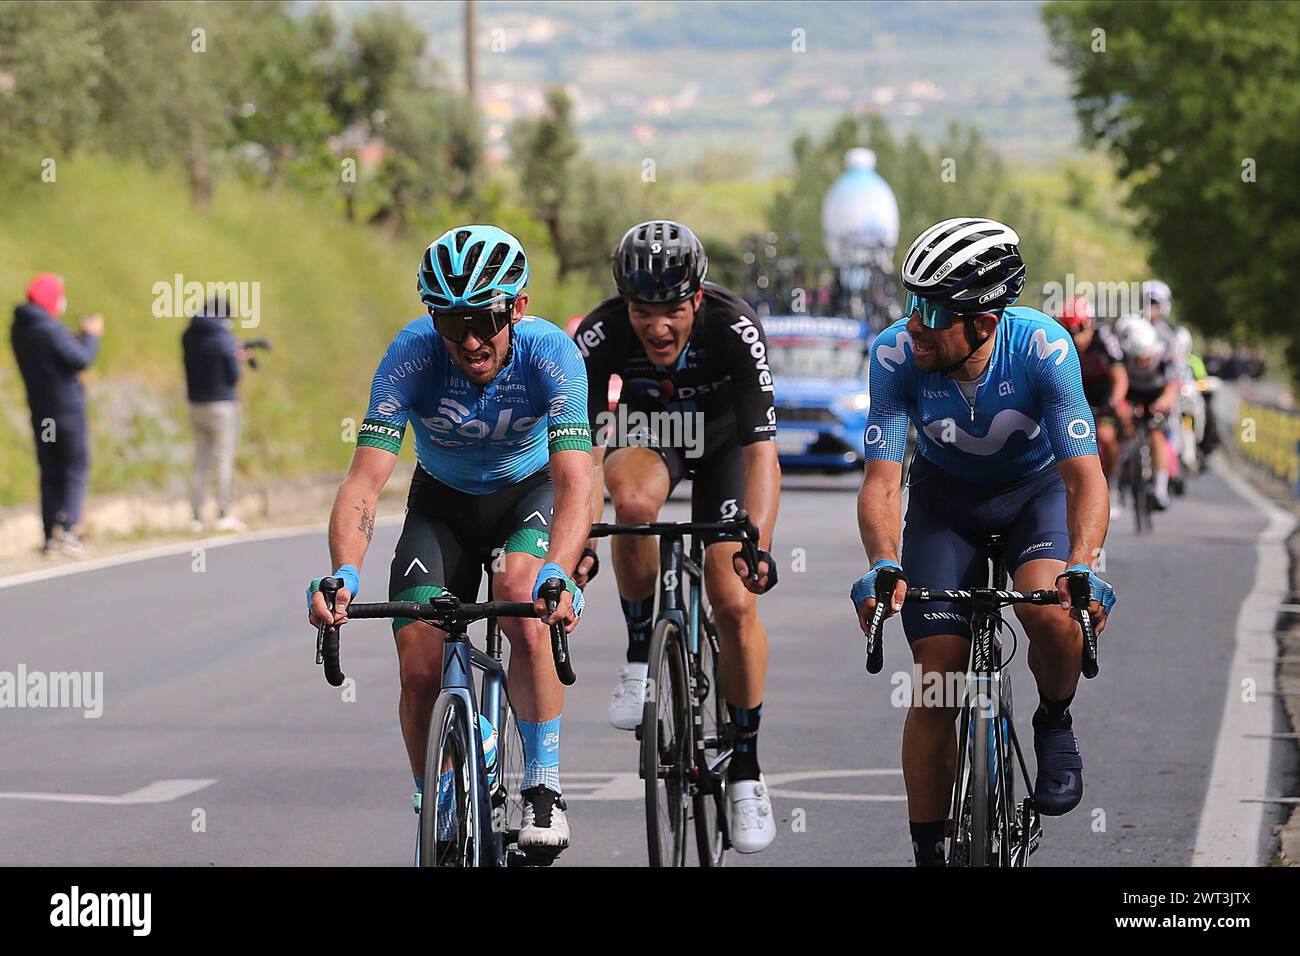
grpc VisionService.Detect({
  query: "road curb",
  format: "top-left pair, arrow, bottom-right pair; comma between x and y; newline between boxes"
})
1216,439 -> 1300,865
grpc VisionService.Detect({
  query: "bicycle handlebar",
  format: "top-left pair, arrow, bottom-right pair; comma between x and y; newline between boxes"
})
861,575 -> 1100,678
315,577 -> 576,688
589,510 -> 765,586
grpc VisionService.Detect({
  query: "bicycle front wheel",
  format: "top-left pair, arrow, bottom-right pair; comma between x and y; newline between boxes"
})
419,693 -> 478,867
693,615 -> 730,867
494,695 -> 526,852
643,619 -> 692,867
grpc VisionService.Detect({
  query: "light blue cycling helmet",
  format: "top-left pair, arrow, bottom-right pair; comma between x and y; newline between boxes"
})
417,225 -> 530,311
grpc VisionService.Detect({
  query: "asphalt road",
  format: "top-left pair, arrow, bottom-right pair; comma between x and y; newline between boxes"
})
0,462 -> 1292,866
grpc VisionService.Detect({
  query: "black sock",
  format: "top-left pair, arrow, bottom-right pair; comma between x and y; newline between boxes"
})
910,820 -> 947,867
726,702 -> 762,781
621,595 -> 654,664
1035,694 -> 1074,729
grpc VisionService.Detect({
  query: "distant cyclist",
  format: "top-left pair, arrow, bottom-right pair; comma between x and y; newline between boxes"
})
306,225 -> 593,857
850,217 -> 1116,867
574,220 -> 782,854
1119,317 -> 1180,510
1055,296 -> 1128,517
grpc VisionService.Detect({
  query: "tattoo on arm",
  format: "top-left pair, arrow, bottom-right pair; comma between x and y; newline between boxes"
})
356,504 -> 375,543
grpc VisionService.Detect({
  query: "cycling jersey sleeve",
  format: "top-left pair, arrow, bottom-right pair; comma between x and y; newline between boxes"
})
574,303 -> 620,438
1035,329 -> 1098,461
356,331 -> 420,455
718,297 -> 777,445
862,327 -> 912,464
534,328 -> 593,454
1097,324 -> 1125,363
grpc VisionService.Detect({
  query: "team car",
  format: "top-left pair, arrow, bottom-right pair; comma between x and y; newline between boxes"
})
760,314 -> 875,471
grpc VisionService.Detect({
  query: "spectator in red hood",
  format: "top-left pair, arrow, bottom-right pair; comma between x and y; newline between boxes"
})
10,273 -> 105,557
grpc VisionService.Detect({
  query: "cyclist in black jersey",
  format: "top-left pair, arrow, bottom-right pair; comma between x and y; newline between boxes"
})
573,220 -> 782,854
1055,297 -> 1128,514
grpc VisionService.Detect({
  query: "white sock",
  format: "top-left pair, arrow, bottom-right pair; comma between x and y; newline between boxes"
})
1154,471 -> 1169,498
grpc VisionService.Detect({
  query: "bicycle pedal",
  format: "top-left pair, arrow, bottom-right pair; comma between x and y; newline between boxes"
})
518,845 -> 563,867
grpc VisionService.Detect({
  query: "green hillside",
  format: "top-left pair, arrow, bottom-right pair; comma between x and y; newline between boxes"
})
0,156 -> 585,507
0,150 -> 1148,510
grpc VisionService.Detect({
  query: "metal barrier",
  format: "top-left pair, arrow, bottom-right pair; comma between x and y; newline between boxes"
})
1235,396 -> 1300,493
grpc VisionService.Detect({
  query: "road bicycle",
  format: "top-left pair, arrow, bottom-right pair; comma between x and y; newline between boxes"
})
862,534 -> 1098,866
1116,404 -> 1165,534
588,511 -> 762,867
315,573 -> 574,867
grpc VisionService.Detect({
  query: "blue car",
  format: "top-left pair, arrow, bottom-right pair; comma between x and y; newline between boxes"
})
760,315 -> 875,472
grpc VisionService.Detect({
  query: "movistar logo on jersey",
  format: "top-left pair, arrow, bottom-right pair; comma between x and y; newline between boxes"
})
1026,327 -> 1069,366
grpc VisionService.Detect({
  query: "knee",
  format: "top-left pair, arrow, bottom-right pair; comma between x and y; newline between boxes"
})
493,568 -> 535,605
612,486 -> 663,524
1015,605 -> 1078,646
397,634 -> 441,701
711,588 -> 757,639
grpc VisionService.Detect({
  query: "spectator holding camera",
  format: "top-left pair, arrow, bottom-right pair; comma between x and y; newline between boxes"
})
182,294 -> 247,533
10,273 -> 103,557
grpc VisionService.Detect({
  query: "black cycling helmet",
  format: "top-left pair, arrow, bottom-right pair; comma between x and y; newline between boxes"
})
612,220 -> 708,304
900,217 -> 1026,313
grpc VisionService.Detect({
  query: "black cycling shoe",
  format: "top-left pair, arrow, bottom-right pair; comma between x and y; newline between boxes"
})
1033,709 -> 1084,816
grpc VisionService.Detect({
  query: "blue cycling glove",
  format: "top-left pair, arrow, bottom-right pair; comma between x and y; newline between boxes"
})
1058,564 -> 1116,615
306,563 -> 360,614
533,562 -> 584,618
850,559 -> 906,612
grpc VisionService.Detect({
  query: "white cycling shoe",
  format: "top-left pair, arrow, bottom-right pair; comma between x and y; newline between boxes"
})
519,786 -> 570,854
608,662 -> 649,731
728,774 -> 776,854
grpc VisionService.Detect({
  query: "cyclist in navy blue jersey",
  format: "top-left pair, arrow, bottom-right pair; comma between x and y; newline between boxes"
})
307,225 -> 592,856
848,218 -> 1117,866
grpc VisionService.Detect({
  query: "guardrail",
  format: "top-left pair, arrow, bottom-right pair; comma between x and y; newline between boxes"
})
1234,395 -> 1300,494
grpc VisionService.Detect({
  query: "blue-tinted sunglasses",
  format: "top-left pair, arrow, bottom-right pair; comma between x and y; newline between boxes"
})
905,293 -> 969,330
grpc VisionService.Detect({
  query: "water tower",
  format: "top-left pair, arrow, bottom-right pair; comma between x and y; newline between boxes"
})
821,148 -> 900,324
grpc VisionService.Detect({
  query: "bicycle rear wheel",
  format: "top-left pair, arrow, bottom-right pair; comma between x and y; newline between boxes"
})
1133,444 -> 1152,533
643,619 -> 691,867
494,696 -> 526,851
420,693 -> 478,867
693,615 -> 731,867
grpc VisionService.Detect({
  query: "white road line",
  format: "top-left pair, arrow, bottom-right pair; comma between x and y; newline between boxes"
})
0,778 -> 216,805
1194,460 -> 1296,866
0,516 -> 404,591
563,769 -> 904,802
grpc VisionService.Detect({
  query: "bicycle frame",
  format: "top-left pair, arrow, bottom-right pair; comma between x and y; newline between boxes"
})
437,627 -> 499,866
656,532 -> 733,784
947,539 -> 1039,867
316,574 -> 571,868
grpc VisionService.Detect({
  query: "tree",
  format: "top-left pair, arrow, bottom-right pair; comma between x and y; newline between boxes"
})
1045,0 -> 1300,371
512,87 -> 581,278
767,113 -> 1065,309
0,2 -> 104,161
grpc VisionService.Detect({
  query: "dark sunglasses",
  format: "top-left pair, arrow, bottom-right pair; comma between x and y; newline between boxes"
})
429,304 -> 513,344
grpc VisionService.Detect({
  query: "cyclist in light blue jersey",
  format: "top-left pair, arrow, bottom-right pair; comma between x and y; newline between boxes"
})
307,225 -> 592,857
849,218 -> 1116,866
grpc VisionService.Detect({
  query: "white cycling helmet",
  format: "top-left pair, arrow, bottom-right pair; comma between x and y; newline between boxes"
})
1114,312 -> 1142,348
1125,318 -> 1162,360
1142,279 -> 1173,314
900,217 -> 1025,312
